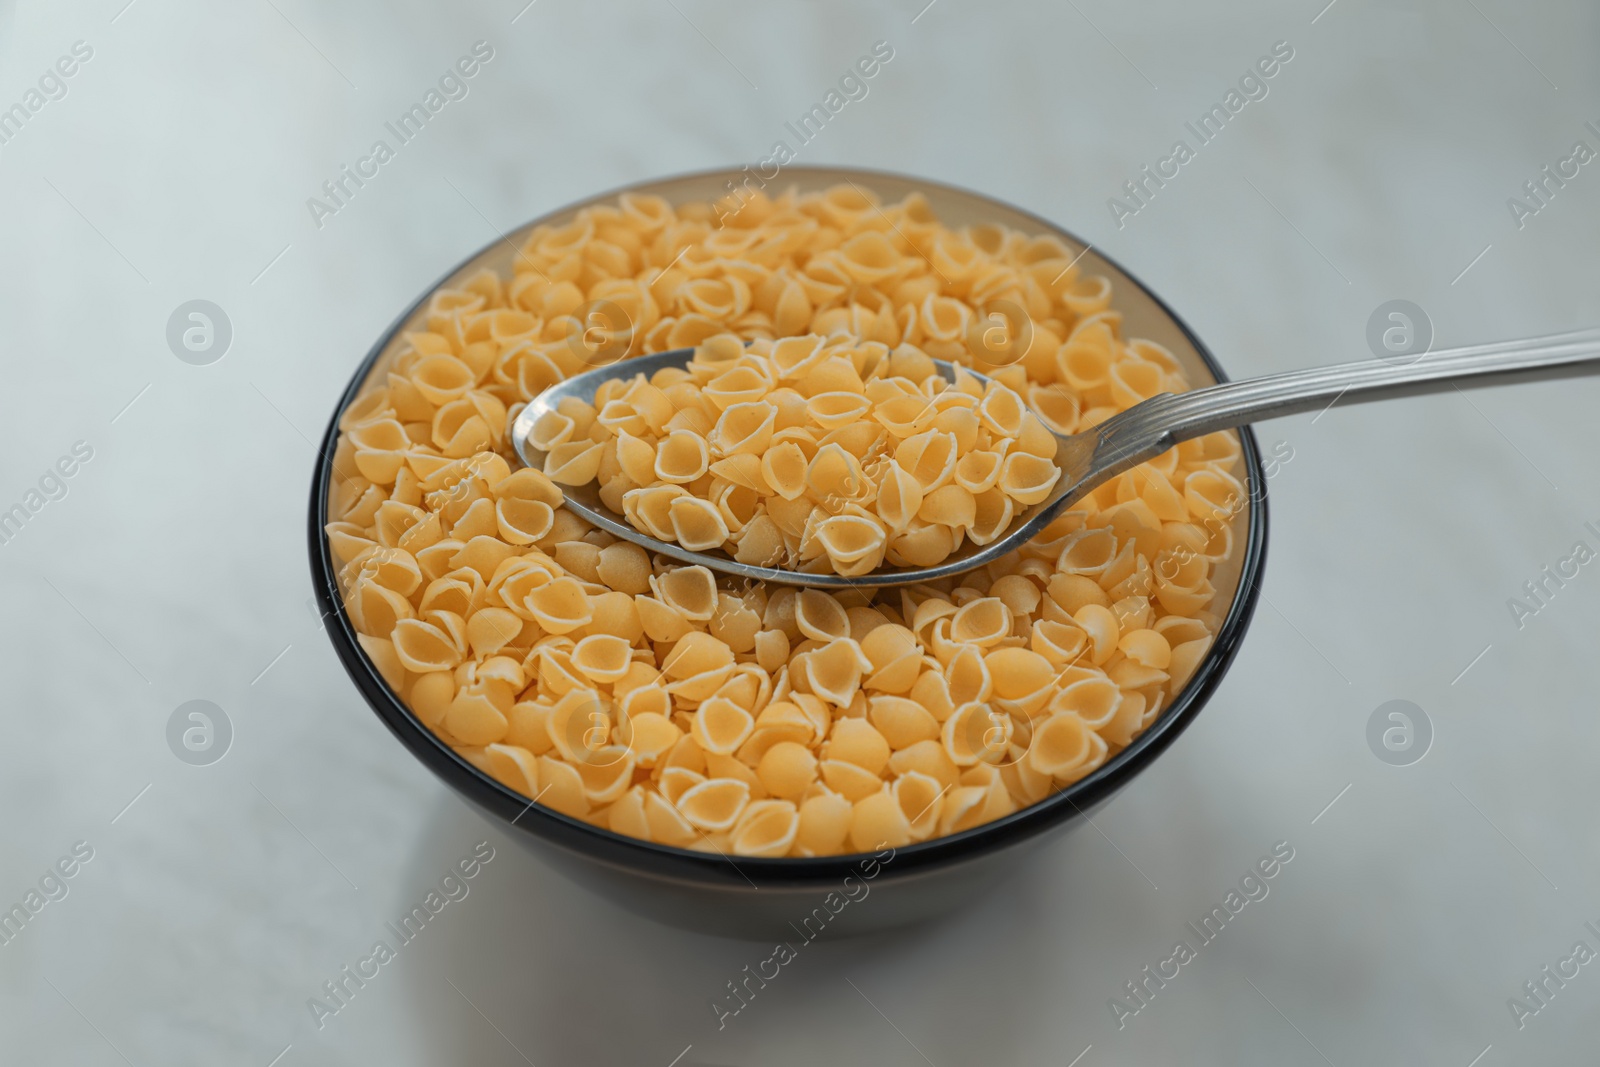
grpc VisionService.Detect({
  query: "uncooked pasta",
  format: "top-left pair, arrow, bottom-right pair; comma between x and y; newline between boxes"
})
326,182 -> 1243,857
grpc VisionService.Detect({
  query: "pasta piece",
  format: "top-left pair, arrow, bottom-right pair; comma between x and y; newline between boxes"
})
851,789 -> 912,851
757,741 -> 819,802
675,778 -> 751,832
730,799 -> 800,857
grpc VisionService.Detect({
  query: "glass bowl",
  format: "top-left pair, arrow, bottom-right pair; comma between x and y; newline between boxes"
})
308,166 -> 1268,939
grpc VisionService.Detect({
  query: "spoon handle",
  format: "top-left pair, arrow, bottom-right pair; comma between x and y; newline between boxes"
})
1099,326 -> 1600,457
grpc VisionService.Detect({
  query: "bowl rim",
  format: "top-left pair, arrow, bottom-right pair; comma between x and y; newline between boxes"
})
308,164 -> 1268,888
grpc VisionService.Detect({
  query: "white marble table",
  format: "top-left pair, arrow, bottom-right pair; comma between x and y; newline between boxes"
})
2,0 -> 1597,1063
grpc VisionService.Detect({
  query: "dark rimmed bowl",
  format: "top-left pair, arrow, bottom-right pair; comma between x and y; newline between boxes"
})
309,166 -> 1268,940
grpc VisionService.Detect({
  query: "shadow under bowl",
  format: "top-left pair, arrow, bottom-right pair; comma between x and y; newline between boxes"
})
309,166 -> 1268,940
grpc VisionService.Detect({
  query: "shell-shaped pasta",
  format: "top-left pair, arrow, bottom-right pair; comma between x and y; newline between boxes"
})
767,335 -> 827,379
978,384 -> 1027,438
889,520 -> 958,568
634,595 -> 692,643
619,711 -> 681,767
545,688 -> 614,765
445,682 -> 510,746
467,607 -> 523,658
642,789 -> 698,846
999,451 -> 1060,506
597,397 -> 649,438
574,746 -> 636,804
795,590 -> 849,642
703,364 -> 770,411
954,449 -> 1005,495
893,771 -> 945,840
608,786 -> 652,840
889,739 -> 959,791
760,441 -> 811,501
493,467 -> 564,506
1049,675 -> 1121,728
986,648 -> 1055,702
661,631 -> 735,681
544,440 -> 605,486
928,785 -> 983,836
869,696 -> 940,750
1027,712 -> 1100,779
495,497 -> 555,545
836,231 -> 905,284
1073,604 -> 1120,664
1184,467 -> 1244,523
570,633 -> 633,683
525,408 -> 576,452
483,743 -> 540,796
757,741 -> 819,802
432,399 -> 493,458
873,393 -> 937,439
821,759 -> 883,802
753,628 -> 791,673
794,791 -> 853,855
675,777 -> 751,832
1118,628 -> 1172,670
710,453 -> 765,492
1056,527 -> 1117,578
410,354 -> 476,405
807,392 -> 873,431
350,580 -> 414,637
895,430 -> 958,492
1060,269 -> 1112,313
709,593 -> 762,652
798,638 -> 872,707
1032,619 -> 1088,667
667,495 -> 731,551
710,401 -> 776,457
826,717 -> 891,776
920,293 -> 971,342
731,799 -> 800,857
875,463 -> 925,533
813,514 -> 887,569
851,789 -> 912,852
525,577 -> 594,634
691,696 -> 755,755
968,489 -> 1015,546
919,484 -> 976,531
623,485 -> 687,541
655,429 -> 710,483
942,702 -> 1013,766
1056,322 -> 1115,391
806,444 -> 867,507
660,766 -> 706,807
1109,356 -> 1165,408
535,756 -> 589,817
950,597 -> 1012,648
613,431 -> 657,486
392,618 -> 463,673
399,657 -> 452,713
652,566 -> 717,622
1168,636 -> 1212,690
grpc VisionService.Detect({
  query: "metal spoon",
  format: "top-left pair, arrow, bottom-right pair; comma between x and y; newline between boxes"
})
511,327 -> 1600,589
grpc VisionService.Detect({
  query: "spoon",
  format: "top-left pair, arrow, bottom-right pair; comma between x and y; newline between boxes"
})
511,327 -> 1600,589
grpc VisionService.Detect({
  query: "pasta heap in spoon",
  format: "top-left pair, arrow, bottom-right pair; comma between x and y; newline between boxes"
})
326,183 -> 1246,857
529,332 -> 1062,576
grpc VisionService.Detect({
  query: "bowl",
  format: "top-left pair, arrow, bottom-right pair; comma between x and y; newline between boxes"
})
309,166 -> 1268,939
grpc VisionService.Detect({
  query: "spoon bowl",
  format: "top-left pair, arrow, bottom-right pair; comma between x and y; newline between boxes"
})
512,327 -> 1600,589
510,348 -> 1090,589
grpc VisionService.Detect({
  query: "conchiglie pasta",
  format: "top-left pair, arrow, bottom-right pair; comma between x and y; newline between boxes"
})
329,181 -> 1246,856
